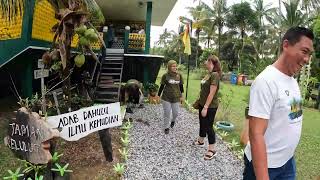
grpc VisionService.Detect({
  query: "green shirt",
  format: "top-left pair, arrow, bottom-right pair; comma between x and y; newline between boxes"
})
199,72 -> 219,108
160,72 -> 183,103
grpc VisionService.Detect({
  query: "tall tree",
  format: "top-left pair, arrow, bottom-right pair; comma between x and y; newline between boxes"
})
226,2 -> 259,72
186,2 -> 205,67
157,28 -> 172,47
200,0 -> 228,59
281,0 -> 307,29
253,0 -> 276,60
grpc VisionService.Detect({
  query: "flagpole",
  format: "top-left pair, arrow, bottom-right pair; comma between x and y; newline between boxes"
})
186,54 -> 190,100
185,21 -> 192,101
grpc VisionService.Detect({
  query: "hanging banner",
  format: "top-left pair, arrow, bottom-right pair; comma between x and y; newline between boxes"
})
47,102 -> 122,141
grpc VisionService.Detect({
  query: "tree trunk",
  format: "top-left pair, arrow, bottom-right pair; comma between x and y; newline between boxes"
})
59,22 -> 73,112
239,29 -> 245,73
218,26 -> 222,59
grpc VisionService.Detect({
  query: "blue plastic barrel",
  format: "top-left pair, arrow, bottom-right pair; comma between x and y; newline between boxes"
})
230,73 -> 237,85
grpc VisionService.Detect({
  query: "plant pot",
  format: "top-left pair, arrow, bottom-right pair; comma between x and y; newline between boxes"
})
216,121 -> 234,131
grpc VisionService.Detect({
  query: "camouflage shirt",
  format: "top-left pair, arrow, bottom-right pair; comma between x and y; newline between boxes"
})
160,72 -> 183,103
199,72 -> 220,108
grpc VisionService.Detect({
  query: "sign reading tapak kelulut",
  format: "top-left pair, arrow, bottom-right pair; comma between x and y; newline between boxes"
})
47,102 -> 122,141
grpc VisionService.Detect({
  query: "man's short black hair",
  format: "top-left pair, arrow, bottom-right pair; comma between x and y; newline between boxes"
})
280,26 -> 314,52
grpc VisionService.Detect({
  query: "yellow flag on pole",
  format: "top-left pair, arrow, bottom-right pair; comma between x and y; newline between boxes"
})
182,23 -> 191,55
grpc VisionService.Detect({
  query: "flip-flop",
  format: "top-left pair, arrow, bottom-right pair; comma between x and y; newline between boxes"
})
204,150 -> 217,160
193,140 -> 205,147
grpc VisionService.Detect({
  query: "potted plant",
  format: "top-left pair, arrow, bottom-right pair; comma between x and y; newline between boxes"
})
145,83 -> 160,104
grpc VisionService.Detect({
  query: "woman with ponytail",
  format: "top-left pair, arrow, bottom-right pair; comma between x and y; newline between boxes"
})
193,55 -> 221,160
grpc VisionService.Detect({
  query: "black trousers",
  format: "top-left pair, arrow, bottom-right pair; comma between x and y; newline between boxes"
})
199,107 -> 218,144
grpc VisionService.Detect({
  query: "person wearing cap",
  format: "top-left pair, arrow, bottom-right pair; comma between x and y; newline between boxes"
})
158,60 -> 184,134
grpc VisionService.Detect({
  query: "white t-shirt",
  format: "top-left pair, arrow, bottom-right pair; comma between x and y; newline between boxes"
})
245,65 -> 303,168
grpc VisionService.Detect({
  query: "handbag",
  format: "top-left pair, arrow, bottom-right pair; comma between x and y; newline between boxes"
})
192,99 -> 201,109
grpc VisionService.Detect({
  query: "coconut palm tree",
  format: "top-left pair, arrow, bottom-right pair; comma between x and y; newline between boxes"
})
226,2 -> 259,72
199,0 -> 228,59
302,0 -> 320,12
281,0 -> 307,29
252,0 -> 277,59
157,28 -> 172,47
186,3 -> 204,67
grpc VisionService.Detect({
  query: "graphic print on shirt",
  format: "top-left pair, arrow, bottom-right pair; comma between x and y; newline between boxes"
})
288,97 -> 303,121
168,79 -> 180,84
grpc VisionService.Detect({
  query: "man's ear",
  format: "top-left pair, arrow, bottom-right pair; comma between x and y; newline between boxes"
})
282,39 -> 290,51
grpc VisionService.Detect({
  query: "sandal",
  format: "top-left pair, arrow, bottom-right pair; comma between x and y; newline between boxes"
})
193,139 -> 205,147
204,150 -> 217,160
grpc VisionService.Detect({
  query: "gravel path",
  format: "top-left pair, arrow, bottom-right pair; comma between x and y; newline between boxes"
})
123,104 -> 244,180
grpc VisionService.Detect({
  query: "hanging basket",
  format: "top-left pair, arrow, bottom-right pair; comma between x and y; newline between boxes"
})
216,121 -> 234,131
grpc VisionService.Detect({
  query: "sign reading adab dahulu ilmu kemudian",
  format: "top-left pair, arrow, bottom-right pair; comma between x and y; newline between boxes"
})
47,102 -> 122,141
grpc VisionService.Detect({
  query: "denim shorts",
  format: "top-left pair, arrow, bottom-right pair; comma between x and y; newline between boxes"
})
243,154 -> 296,180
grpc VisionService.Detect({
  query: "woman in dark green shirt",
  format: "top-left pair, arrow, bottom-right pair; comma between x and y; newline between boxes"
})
158,60 -> 184,134
194,55 -> 221,160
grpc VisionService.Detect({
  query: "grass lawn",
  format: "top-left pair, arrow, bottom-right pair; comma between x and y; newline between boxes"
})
156,67 -> 320,179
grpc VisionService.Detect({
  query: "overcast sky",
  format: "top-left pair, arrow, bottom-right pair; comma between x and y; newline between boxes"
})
150,0 -> 278,47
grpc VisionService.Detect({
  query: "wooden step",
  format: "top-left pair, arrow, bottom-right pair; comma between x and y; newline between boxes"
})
95,91 -> 119,95
99,78 -> 121,82
106,57 -> 123,59
101,67 -> 122,70
102,62 -> 123,65
100,73 -> 121,76
99,76 -> 113,80
95,98 -> 119,103
97,84 -> 119,88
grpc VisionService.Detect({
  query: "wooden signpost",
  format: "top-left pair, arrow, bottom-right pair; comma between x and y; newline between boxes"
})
47,102 -> 123,162
46,103 -> 122,141
34,59 -> 49,114
4,107 -> 59,164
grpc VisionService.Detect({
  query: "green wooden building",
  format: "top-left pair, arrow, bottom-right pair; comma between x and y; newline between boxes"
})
0,0 -> 177,102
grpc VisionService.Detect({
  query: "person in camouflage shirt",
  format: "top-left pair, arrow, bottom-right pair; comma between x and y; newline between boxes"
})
121,79 -> 144,113
193,55 -> 221,160
158,60 -> 184,134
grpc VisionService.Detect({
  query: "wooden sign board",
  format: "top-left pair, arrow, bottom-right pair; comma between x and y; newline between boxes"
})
38,59 -> 44,69
47,102 -> 122,141
4,107 -> 59,164
34,69 -> 49,79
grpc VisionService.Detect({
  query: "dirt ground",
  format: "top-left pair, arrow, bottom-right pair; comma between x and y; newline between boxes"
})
57,128 -> 123,180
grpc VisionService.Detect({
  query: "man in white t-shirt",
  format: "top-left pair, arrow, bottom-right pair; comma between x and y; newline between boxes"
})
243,27 -> 314,180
